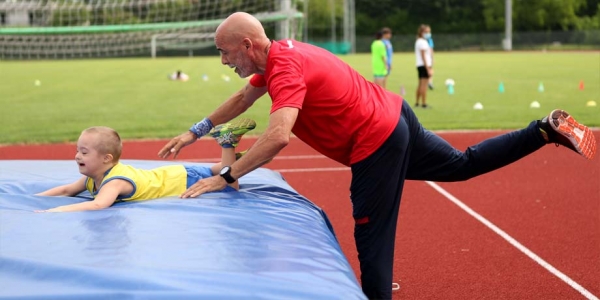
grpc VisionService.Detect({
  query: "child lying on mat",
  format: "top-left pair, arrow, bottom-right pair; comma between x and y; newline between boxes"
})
36,118 -> 256,212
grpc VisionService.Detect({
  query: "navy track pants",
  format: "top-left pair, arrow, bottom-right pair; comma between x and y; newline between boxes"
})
350,100 -> 547,299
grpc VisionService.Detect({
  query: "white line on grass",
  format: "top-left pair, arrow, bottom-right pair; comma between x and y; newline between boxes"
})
425,181 -> 599,300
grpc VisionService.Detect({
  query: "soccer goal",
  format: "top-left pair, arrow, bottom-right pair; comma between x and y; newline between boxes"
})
0,0 -> 303,60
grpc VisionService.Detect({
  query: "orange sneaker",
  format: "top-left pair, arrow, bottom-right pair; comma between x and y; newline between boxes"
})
542,109 -> 596,159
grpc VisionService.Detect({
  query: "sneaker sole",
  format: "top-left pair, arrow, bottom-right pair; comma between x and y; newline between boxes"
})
210,118 -> 256,138
549,109 -> 596,160
235,150 -> 247,160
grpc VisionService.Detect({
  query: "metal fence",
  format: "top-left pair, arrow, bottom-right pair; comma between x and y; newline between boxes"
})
349,30 -> 600,53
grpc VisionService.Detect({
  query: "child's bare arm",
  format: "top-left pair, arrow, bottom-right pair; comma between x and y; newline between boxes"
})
36,176 -> 87,197
40,179 -> 134,212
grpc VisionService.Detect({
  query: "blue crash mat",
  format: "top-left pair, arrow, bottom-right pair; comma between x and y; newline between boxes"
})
0,160 -> 365,300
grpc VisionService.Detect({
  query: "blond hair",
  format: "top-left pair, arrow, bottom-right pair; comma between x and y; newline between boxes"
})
82,126 -> 123,161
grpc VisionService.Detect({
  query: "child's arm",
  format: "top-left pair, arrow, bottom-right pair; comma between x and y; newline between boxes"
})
36,176 -> 87,197
40,179 -> 134,212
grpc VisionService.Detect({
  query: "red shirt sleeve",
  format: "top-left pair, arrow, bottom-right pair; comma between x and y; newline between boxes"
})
267,55 -> 307,114
249,74 -> 266,87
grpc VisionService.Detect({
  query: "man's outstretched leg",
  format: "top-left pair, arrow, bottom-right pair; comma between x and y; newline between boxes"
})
405,109 -> 595,181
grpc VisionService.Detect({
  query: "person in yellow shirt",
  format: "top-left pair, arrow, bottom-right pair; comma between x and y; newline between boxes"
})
371,31 -> 389,88
36,118 -> 256,212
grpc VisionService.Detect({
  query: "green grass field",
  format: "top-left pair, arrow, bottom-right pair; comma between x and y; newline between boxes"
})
0,51 -> 598,145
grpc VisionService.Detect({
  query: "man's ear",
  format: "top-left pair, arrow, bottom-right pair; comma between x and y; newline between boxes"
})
242,38 -> 251,50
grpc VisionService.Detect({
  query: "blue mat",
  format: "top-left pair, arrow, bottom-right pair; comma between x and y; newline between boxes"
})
0,160 -> 365,299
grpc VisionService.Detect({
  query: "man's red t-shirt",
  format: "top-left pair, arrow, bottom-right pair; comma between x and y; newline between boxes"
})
250,40 -> 403,166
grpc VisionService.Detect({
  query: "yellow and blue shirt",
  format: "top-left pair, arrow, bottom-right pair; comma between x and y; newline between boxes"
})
85,163 -> 218,201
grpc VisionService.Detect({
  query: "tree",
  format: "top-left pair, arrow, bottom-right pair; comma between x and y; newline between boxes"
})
305,0 -> 344,38
514,0 -> 587,30
482,0 -> 594,31
350,0 -> 599,34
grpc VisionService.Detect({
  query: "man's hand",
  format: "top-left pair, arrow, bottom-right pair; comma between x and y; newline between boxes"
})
158,131 -> 198,159
180,175 -> 228,199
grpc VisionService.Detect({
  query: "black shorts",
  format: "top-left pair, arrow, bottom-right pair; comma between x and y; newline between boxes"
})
417,66 -> 429,79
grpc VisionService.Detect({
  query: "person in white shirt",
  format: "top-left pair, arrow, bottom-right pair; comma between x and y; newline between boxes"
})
414,24 -> 432,108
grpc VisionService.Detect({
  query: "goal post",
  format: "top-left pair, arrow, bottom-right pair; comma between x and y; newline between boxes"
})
148,11 -> 303,58
0,0 -> 304,60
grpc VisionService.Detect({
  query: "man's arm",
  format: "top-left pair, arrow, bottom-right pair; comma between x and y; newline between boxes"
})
377,43 -> 388,71
40,179 -> 133,212
381,51 -> 388,70
206,82 -> 267,127
230,107 -> 298,179
421,47 -> 431,75
36,176 -> 87,197
179,107 -> 298,198
158,82 -> 267,159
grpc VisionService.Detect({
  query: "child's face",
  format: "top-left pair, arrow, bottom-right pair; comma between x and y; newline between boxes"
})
75,132 -> 108,177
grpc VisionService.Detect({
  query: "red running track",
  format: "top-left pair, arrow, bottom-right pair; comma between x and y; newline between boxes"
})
1,131 -> 598,299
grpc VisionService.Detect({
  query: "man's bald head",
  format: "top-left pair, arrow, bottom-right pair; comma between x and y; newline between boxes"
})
216,12 -> 268,45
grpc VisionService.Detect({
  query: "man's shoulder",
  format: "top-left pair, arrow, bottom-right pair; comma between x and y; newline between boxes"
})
272,39 -> 312,51
270,39 -> 309,57
269,39 -> 335,67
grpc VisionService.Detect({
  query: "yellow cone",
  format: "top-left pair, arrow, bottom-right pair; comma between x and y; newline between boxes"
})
586,100 -> 597,107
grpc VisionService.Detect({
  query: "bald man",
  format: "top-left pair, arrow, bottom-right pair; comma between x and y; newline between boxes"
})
158,12 -> 596,299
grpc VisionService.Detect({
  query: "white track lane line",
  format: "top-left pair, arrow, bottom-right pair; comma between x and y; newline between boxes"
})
425,181 -> 599,300
179,154 -> 328,163
273,167 -> 350,173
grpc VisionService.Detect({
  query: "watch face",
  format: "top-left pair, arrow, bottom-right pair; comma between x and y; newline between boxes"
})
220,166 -> 230,175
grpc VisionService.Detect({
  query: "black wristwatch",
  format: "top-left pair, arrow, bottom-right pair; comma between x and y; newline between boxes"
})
219,166 -> 236,184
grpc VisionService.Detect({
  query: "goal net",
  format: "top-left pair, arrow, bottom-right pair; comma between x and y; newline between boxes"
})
0,0 -> 303,59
